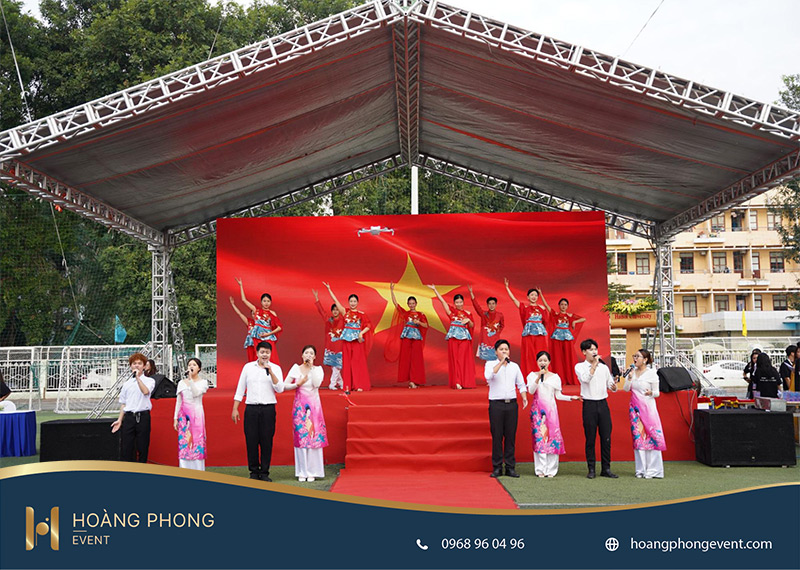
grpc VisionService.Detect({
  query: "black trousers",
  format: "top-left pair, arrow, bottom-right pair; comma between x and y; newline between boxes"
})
244,404 -> 276,476
120,410 -> 151,462
489,399 -> 518,470
582,399 -> 612,472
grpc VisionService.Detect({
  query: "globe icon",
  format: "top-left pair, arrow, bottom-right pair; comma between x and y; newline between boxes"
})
605,537 -> 619,552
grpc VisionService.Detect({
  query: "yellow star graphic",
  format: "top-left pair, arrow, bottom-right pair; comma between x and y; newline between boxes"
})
358,254 -> 460,334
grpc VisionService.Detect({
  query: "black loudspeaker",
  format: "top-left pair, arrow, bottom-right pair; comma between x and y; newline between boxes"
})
657,366 -> 694,393
694,409 -> 796,467
40,419 -> 120,461
151,377 -> 176,399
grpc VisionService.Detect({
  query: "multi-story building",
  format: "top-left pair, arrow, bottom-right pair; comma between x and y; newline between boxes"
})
607,189 -> 800,337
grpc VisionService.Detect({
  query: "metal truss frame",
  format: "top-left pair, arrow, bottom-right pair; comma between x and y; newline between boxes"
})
654,239 -> 677,365
655,149 -> 800,240
0,159 -> 163,247
151,247 -> 187,375
418,153 -> 655,238
169,155 -> 407,246
0,0 -> 397,158
391,1 -> 421,164
411,1 -> 800,140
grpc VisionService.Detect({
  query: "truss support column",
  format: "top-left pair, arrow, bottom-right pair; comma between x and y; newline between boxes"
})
151,245 -> 188,377
392,10 -> 420,165
655,239 -> 677,365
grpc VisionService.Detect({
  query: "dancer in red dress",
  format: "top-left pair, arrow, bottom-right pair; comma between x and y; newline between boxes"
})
468,285 -> 505,362
324,282 -> 372,392
504,278 -> 551,377
229,296 -> 258,362
386,282 -> 428,388
429,285 -> 475,389
235,277 -> 283,365
549,298 -> 586,386
312,289 -> 345,390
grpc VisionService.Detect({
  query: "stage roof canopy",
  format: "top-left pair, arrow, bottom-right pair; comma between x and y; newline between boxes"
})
1,0 -> 798,247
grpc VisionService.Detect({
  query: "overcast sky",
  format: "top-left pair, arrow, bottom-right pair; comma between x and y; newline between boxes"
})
19,0 -> 799,105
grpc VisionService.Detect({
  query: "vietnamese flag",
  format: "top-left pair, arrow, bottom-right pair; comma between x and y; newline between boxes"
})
217,212 -> 610,389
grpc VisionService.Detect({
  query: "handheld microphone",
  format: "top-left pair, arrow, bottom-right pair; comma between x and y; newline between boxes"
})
623,364 -> 635,377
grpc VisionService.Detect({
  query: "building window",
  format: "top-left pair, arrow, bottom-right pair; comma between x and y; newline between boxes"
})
712,251 -> 727,273
769,251 -> 784,273
767,211 -> 778,230
753,294 -> 762,311
682,296 -> 698,318
733,251 -> 745,273
773,294 -> 788,311
635,253 -> 650,275
710,214 -> 725,232
679,252 -> 694,274
751,252 -> 760,272
616,253 -> 628,274
715,296 -> 729,312
749,210 -> 758,230
736,295 -> 747,311
730,211 -> 744,232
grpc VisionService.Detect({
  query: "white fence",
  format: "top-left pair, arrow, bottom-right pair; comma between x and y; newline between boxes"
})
2,337 -> 796,409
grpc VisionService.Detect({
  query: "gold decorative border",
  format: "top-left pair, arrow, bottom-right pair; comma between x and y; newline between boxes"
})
2,461 -> 797,515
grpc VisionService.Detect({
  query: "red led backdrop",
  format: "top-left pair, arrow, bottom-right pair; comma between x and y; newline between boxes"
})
216,211 -> 610,388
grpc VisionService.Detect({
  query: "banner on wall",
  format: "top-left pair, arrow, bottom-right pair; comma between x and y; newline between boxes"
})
216,212 -> 610,388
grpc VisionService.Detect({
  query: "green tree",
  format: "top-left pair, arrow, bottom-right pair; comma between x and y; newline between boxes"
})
1,0 -> 360,346
771,73 -> 800,309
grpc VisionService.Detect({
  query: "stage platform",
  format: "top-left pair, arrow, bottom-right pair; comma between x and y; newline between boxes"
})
148,383 -> 697,468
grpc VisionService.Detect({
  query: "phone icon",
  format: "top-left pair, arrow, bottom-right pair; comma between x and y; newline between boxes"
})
416,539 -> 428,551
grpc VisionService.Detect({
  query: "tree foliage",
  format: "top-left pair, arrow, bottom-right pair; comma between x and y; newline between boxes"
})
0,0 -> 567,349
771,74 -> 800,309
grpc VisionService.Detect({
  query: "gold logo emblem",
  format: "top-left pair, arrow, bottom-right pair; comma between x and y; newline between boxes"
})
25,507 -> 59,551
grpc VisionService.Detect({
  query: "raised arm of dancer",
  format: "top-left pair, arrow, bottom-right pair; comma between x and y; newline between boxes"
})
427,284 -> 451,316
468,285 -> 483,314
389,282 -> 401,310
229,296 -> 249,326
235,277 -> 256,313
504,278 -> 520,308
323,282 -> 347,315
538,289 -> 552,312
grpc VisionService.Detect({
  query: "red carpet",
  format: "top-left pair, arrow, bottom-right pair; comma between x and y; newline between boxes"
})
330,469 -> 518,509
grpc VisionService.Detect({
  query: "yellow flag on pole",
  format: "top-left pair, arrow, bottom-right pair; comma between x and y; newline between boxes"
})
741,310 -> 748,337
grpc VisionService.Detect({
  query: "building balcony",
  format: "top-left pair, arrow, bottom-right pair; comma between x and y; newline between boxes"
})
693,234 -> 725,244
605,239 -> 633,246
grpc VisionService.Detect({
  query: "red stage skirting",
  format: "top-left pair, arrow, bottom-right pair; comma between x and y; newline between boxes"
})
148,384 -> 697,468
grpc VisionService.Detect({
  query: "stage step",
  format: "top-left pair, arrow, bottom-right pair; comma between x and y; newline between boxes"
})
344,401 -> 495,472
347,420 -> 488,439
344,452 -> 491,472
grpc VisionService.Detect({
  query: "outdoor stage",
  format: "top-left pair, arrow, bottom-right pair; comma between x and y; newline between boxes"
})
147,382 -> 698,469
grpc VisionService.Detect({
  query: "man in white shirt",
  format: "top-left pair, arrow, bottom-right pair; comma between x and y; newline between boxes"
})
232,341 -> 285,481
485,339 -> 528,478
575,338 -> 618,479
111,352 -> 156,462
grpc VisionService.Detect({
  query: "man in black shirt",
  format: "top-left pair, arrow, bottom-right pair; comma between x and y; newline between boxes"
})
779,345 -> 796,392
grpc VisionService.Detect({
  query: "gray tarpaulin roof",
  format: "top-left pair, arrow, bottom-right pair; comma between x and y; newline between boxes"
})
1,0 -> 798,246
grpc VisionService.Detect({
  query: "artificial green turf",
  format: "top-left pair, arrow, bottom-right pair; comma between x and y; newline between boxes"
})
499,460 -> 799,509
3,411 -> 797,510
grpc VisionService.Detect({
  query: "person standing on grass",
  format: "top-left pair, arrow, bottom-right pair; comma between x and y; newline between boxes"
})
575,338 -> 618,479
111,352 -> 155,463
232,341 -> 284,481
485,339 -> 528,478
